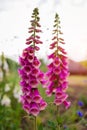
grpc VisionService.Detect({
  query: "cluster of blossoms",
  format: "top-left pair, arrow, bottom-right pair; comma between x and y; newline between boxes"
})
45,14 -> 71,109
18,8 -> 71,117
18,8 -> 47,116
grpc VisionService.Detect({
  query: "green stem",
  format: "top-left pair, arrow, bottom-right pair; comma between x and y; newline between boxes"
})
57,106 -> 61,130
35,116 -> 37,130
56,18 -> 59,56
57,106 -> 59,115
58,125 -> 61,130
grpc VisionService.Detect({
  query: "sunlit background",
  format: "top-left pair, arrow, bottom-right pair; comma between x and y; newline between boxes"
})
0,0 -> 87,61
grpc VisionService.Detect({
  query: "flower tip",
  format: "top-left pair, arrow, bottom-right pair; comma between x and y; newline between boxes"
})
40,100 -> 47,110
63,100 -> 71,109
77,111 -> 83,117
78,101 -> 84,107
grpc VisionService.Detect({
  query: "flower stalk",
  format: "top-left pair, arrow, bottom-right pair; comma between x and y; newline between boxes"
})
18,7 -> 47,120
45,13 -> 71,129
46,13 -> 71,109
35,116 -> 37,130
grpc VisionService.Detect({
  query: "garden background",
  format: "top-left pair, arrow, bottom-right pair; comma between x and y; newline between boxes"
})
0,0 -> 87,130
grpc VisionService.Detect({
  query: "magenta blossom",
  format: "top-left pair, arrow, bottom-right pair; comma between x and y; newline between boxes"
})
45,13 -> 71,109
18,8 -> 47,116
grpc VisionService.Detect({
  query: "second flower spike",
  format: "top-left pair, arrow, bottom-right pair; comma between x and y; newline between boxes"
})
45,13 -> 71,109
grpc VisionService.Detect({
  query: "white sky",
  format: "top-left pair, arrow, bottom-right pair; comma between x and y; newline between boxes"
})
0,0 -> 87,61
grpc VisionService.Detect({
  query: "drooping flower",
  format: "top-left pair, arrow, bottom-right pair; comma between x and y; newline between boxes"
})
63,125 -> 68,129
77,110 -> 83,117
18,8 -> 47,116
46,13 -> 70,109
78,101 -> 84,107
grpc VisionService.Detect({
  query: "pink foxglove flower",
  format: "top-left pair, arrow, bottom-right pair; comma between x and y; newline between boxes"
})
18,8 -> 47,116
46,13 -> 71,109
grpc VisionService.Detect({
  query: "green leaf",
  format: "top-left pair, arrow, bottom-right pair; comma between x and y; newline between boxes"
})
56,116 -> 63,125
47,120 -> 56,129
53,24 -> 57,27
38,123 -> 43,130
